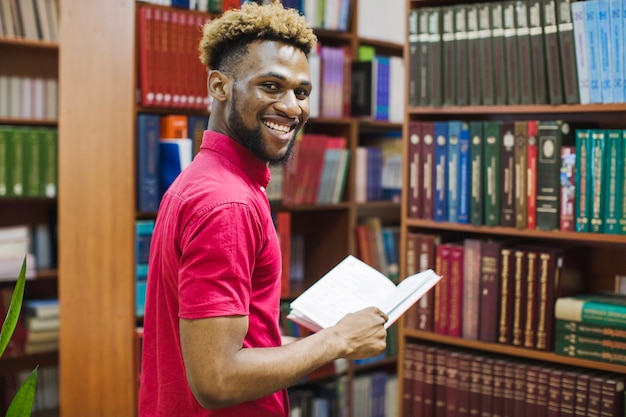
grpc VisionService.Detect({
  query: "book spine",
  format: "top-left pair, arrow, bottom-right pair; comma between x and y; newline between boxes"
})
455,5 -> 469,106
433,121 -> 448,222
511,249 -> 528,347
571,1 -> 591,104
469,121 -> 484,225
619,129 -> 626,234
584,0 -> 603,103
408,122 -> 423,219
458,122 -> 471,224
589,129 -> 606,233
597,0 -> 613,103
462,239 -> 482,340
467,5 -> 482,105
491,3 -> 508,105
408,9 -> 420,107
442,7 -> 456,106
478,3 -> 495,105
514,121 -> 529,229
0,129 -> 7,196
575,129 -> 591,232
609,0 -> 624,103
523,250 -> 540,348
543,0 -> 564,104
483,121 -> 501,226
448,244 -> 464,337
560,145 -> 576,232
479,240 -> 502,343
503,1 -> 520,104
527,120 -> 538,229
555,299 -> 626,330
427,8 -> 443,107
600,375 -> 626,417
500,122 -> 516,227
536,121 -> 562,231
447,121 -> 461,223
556,0 -> 580,104
602,130 -> 622,234
422,122 -> 435,220
516,0 -> 535,105
556,318 -> 626,340
418,9 -> 431,106
529,0 -> 549,104
498,247 -> 515,344
136,114 -> 161,212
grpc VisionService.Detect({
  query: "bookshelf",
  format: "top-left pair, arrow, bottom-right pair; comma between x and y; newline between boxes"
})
398,0 -> 626,416
58,1 -> 403,416
0,21 -> 60,415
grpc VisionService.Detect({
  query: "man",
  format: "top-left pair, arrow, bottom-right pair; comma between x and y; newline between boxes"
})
138,2 -> 389,416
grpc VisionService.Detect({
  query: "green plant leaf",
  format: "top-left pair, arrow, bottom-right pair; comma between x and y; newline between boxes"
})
0,256 -> 27,358
5,366 -> 38,417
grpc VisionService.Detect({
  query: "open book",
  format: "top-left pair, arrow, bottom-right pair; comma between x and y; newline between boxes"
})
286,255 -> 442,332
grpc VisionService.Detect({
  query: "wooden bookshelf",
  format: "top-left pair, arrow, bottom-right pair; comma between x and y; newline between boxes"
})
398,0 -> 626,415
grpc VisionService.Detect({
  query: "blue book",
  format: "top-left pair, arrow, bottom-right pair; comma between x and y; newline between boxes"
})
159,138 -> 193,198
136,280 -> 147,318
609,0 -> 624,102
186,115 -> 207,157
374,56 -> 390,121
366,147 -> 383,201
597,0 -> 613,103
433,121 -> 448,222
447,121 -> 461,223
584,0 -> 603,103
136,114 -> 161,212
457,122 -> 471,224
572,1 -> 591,104
135,219 -> 155,280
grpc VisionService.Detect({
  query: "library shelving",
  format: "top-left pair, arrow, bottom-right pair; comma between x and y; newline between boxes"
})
59,0 -> 403,416
0,27 -> 60,416
398,0 -> 626,416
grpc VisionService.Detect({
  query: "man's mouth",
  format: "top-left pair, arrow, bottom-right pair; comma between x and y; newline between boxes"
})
263,120 -> 293,134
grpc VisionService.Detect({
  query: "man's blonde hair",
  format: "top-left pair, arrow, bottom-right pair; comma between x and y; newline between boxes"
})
198,1 -> 318,71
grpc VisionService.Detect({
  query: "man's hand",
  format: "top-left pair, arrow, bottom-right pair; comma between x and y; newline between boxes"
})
330,306 -> 388,360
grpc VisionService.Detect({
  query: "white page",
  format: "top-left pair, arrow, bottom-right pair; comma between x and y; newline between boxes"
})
288,255 -> 397,330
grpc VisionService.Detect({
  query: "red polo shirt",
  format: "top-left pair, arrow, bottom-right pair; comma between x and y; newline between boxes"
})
139,130 -> 287,416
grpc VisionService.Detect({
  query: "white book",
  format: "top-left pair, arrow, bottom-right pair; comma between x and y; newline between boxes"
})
9,76 -> 21,118
0,0 -> 15,37
571,1 -> 590,104
34,0 -> 52,41
0,75 -> 9,117
287,255 -> 442,332
18,0 -> 39,40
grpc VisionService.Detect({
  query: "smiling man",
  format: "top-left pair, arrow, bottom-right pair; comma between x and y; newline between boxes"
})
138,2 -> 389,416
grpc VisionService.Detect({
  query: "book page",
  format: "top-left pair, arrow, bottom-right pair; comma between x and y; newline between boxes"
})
288,255 -> 397,330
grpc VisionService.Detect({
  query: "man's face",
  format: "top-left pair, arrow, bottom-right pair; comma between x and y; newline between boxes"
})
226,40 -> 312,165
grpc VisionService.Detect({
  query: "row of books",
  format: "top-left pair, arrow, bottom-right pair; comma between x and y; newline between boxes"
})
406,119 -> 626,234
21,298 -> 59,354
0,126 -> 58,199
0,0 -> 59,42
0,223 -> 54,280
354,218 -> 400,282
136,5 -> 211,110
408,0 -> 584,107
0,76 -> 59,121
136,113 -> 206,212
404,233 -> 586,352
554,292 -> 626,365
355,132 -> 403,203
0,365 -> 59,414
402,342 -> 626,417
135,219 -> 155,317
287,0 -> 353,33
137,0 -> 243,12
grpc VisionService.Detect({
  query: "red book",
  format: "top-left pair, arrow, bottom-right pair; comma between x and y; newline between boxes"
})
525,365 -> 540,415
421,121 -> 436,220
157,9 -> 172,107
169,10 -> 183,108
195,13 -> 210,110
526,120 -> 538,229
407,121 -> 424,219
222,0 -> 240,12
298,134 -> 328,204
599,374 -> 626,417
434,243 -> 451,335
354,224 -> 374,267
137,6 -> 156,106
447,243 -> 464,338
547,367 -> 564,417
513,361 -> 528,417
275,211 -> 291,298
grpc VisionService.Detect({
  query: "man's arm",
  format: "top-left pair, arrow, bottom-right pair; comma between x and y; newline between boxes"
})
180,306 -> 387,410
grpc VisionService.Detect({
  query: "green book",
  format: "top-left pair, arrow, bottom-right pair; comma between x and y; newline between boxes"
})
618,129 -> 626,234
23,128 -> 41,197
482,121 -> 501,226
555,293 -> 626,330
555,331 -> 626,353
469,121 -> 484,225
556,319 -> 626,341
0,127 -> 8,196
589,129 -> 606,233
603,130 -> 622,234
40,128 -> 58,198
554,340 -> 626,365
7,126 -> 25,197
575,129 -> 591,232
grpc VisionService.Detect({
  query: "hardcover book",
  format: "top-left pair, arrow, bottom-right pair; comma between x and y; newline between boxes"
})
442,7 -> 456,106
469,121 -> 484,226
491,3 -> 508,105
536,121 -> 565,231
500,122 -> 516,227
408,122 -> 423,219
454,5 -> 469,106
478,3 -> 495,105
408,9 -> 420,106
514,121 -> 529,229
560,145 -> 576,232
433,121 -> 448,222
516,0 -> 534,105
426,8 -> 443,106
483,121 -> 501,226
503,1 -> 520,104
555,0 -> 580,104
571,1 -> 591,104
466,4 -> 482,105
287,255 -> 442,332
479,240 -> 504,343
542,0 -> 564,104
421,122 -> 436,220
575,129 -> 591,232
136,114 -> 161,212
602,130 -> 621,234
528,0 -> 549,104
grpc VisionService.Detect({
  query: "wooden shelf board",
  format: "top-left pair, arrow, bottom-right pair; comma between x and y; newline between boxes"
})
0,38 -> 59,49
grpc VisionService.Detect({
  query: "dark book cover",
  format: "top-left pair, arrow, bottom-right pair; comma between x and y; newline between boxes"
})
500,122 -> 516,227
445,351 -> 460,417
498,247 -> 515,345
512,361 -> 527,417
513,121 -> 528,229
560,369 -> 577,416
536,120 -> 564,231
136,113 -> 161,213
555,0 -> 579,104
490,3 -> 507,105
427,8 -> 443,106
416,233 -> 440,331
602,130 -> 621,234
480,357 -> 494,417
402,344 -> 416,417
536,366 -> 551,416
589,129 -> 606,233
434,243 -> 451,335
454,5 -> 469,106
479,240 -> 504,342
502,358 -> 516,417
599,374 -> 626,417
525,365 -> 540,415
547,367 -> 564,417
469,121 -> 484,226
433,121 -> 448,222
491,359 -> 507,417
528,0 -> 549,104
457,352 -> 472,417
434,348 -> 448,416
350,60 -> 373,117
503,1 -> 520,104
556,319 -> 626,341
478,3 -> 495,105
447,243 -> 464,338
423,346 -> 437,416
408,9 -> 420,107
542,0 -> 564,104
511,249 -> 528,347
412,344 -> 427,417
586,373 -> 604,417
515,0 -> 534,104
407,121 -> 423,219
483,121 -> 501,226
422,122 -> 436,220
404,233 -> 421,330
442,6 -> 456,106
523,248 -> 540,349
466,5 -> 482,105
418,8 -> 431,106
468,355 -> 484,417
573,371 -> 594,417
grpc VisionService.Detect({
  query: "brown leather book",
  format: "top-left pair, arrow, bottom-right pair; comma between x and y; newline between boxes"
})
479,240 -> 504,343
407,121 -> 423,219
500,121 -> 516,227
421,121 -> 436,220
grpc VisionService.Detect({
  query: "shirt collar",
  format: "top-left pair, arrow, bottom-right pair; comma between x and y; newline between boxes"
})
200,130 -> 271,188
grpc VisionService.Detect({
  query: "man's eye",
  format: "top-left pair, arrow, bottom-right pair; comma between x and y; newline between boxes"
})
295,89 -> 310,98
262,83 -> 278,91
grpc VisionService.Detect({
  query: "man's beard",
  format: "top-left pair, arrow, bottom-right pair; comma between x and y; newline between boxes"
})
228,97 -> 297,167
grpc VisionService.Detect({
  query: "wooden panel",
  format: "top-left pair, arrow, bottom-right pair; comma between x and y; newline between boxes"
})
58,1 -> 136,416
0,44 -> 58,77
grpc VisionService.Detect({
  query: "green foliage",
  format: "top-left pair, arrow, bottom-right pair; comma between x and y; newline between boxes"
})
0,257 -> 37,417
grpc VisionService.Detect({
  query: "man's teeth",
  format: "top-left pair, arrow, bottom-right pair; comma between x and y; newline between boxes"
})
264,121 -> 291,133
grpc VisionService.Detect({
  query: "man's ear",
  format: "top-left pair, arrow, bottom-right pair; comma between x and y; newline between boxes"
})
207,70 -> 231,102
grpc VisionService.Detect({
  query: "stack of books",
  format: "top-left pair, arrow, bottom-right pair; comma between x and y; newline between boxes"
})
555,292 -> 626,365
22,298 -> 60,354
0,225 -> 35,281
